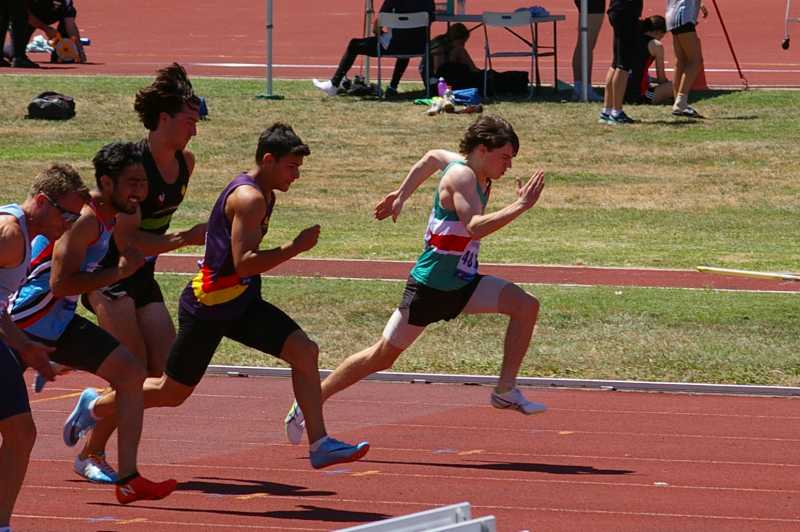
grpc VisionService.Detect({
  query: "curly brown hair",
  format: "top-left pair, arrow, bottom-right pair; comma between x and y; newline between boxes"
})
458,115 -> 519,156
134,63 -> 201,131
29,164 -> 90,201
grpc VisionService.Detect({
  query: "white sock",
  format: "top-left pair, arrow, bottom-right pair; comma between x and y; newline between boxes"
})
87,397 -> 100,420
674,93 -> 688,109
611,109 -> 622,117
310,435 -> 330,452
602,107 -> 610,115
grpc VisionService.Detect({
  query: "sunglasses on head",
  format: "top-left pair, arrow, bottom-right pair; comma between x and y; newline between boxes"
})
43,193 -> 81,223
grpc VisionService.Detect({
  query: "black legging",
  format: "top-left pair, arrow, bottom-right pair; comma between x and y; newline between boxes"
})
332,36 -> 411,89
0,0 -> 28,60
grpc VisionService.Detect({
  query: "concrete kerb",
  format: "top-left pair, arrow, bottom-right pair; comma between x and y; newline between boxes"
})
207,365 -> 800,397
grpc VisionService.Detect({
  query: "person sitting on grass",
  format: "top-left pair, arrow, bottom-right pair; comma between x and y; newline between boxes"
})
624,15 -> 674,105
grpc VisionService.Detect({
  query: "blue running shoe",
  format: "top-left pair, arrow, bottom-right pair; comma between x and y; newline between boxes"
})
33,372 -> 47,393
74,452 -> 118,484
63,388 -> 98,447
310,437 -> 370,469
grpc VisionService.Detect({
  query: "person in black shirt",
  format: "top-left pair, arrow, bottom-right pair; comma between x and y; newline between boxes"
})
624,15 -> 673,104
600,0 -> 643,123
313,0 -> 435,97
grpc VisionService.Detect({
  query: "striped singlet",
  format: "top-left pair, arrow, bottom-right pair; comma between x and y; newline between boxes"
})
179,173 -> 273,320
409,161 -> 490,291
10,201 -> 115,340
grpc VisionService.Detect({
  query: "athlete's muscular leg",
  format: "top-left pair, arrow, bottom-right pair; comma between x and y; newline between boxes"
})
280,330 -> 327,443
137,302 -> 176,377
0,412 -> 35,527
320,338 -> 405,404
92,346 -> 146,478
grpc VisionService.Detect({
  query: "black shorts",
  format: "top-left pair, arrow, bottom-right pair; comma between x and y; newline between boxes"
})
29,315 -> 120,374
608,9 -> 639,71
0,340 -> 30,421
400,275 -> 483,327
573,0 -> 606,14
82,261 -> 164,313
166,298 -> 301,387
671,22 -> 696,35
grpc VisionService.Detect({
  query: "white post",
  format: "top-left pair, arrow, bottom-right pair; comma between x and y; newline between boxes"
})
580,0 -> 588,102
364,0 -> 374,82
266,0 -> 273,95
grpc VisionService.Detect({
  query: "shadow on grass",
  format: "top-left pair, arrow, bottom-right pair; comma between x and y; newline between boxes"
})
88,502 -> 392,523
362,458 -> 634,475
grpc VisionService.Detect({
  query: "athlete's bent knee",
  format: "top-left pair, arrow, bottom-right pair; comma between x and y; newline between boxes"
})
2,415 -> 37,454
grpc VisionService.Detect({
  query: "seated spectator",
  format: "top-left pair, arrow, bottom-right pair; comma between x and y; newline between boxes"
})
25,0 -> 86,63
313,0 -> 434,97
426,23 -> 529,95
624,15 -> 673,105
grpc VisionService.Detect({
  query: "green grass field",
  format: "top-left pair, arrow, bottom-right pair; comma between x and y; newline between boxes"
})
3,75 -> 798,385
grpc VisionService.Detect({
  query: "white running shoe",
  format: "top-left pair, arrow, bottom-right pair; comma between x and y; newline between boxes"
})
312,78 -> 338,97
490,388 -> 547,415
74,452 -> 118,484
284,400 -> 306,445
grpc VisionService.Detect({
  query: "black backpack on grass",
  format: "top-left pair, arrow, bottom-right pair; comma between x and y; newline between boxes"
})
27,91 -> 76,120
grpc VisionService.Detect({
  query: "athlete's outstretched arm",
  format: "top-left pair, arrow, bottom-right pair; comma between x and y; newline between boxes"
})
230,186 -> 319,278
451,168 -> 545,240
50,210 -> 143,297
375,149 -> 462,222
114,208 -> 206,256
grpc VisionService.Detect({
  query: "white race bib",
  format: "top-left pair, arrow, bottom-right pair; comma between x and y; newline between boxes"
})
456,240 -> 481,280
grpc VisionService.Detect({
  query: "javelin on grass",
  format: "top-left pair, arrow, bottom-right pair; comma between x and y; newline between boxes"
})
696,266 -> 800,282
710,0 -> 748,89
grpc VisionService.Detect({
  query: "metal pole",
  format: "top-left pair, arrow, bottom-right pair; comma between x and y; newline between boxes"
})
580,0 -> 588,101
364,0 -> 374,82
257,0 -> 284,99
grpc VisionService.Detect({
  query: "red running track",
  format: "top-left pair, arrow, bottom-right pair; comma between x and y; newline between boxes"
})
17,372 -> 800,531
3,0 -> 798,87
157,254 -> 800,293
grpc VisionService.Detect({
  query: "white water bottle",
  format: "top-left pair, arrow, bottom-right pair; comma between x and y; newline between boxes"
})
437,77 -> 447,97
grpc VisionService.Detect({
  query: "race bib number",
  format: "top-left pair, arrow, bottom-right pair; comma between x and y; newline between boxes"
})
456,240 -> 480,280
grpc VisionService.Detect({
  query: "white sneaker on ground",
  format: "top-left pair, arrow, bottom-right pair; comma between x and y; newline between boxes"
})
284,400 -> 306,445
490,388 -> 547,415
312,78 -> 338,97
74,452 -> 118,484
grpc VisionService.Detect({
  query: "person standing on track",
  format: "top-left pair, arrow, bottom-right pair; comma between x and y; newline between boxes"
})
0,164 -> 88,532
600,0 -> 644,124
11,143 -> 178,504
53,63 -> 207,484
666,0 -> 708,117
284,115 -> 547,445
79,123 -> 370,471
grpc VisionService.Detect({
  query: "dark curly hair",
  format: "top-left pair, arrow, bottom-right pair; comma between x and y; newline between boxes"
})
458,115 -> 519,156
134,63 -> 201,131
93,142 -> 144,187
255,123 -> 311,163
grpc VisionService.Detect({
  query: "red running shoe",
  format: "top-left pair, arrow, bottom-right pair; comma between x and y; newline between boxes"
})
116,475 -> 177,504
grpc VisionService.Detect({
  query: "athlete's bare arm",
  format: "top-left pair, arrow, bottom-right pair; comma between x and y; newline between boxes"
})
50,208 -> 143,298
375,149 -> 462,222
228,186 -> 319,278
0,216 -> 56,378
114,207 -> 206,256
445,165 -> 545,240
649,40 -> 668,82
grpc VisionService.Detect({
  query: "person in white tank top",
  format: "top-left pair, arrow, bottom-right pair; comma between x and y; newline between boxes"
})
666,0 -> 709,117
0,164 -> 88,532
